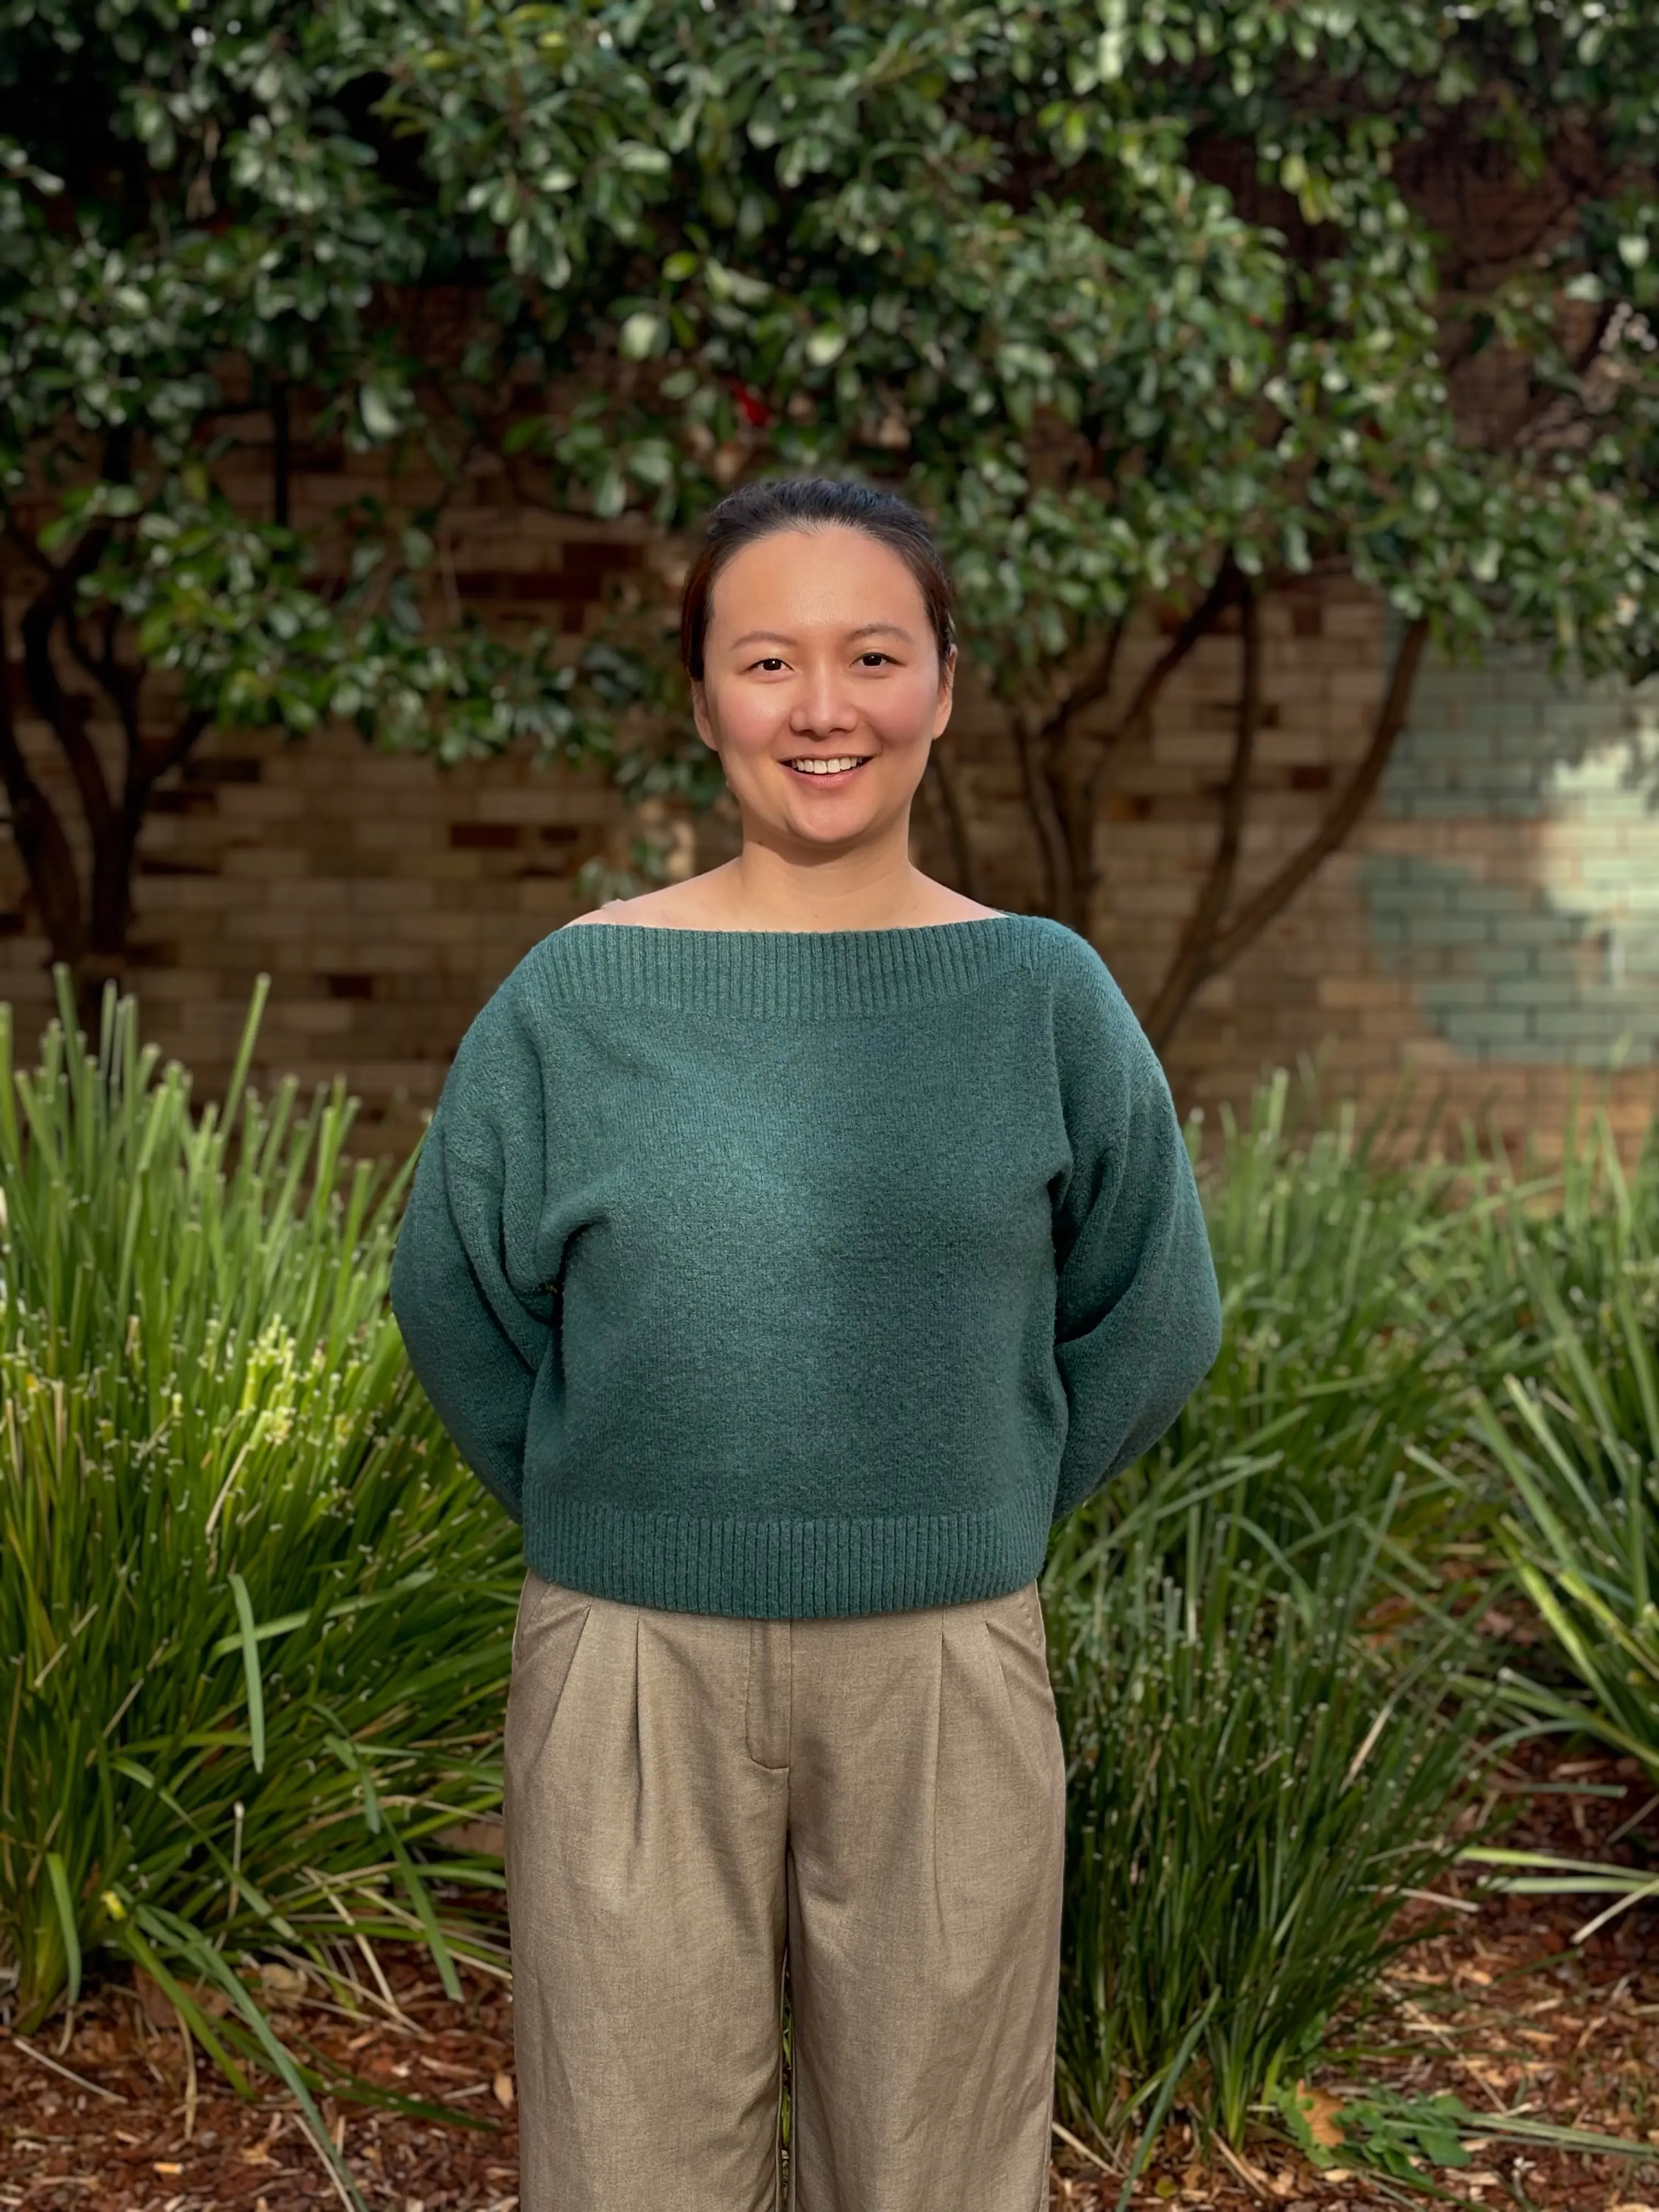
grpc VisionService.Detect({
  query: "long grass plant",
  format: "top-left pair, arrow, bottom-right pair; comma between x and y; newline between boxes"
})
1,968 -> 518,2207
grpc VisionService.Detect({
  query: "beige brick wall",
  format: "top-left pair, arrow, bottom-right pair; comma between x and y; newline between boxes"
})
3,517 -> 1657,1166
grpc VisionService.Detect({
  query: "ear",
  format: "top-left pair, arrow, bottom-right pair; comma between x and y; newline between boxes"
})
691,680 -> 715,749
933,645 -> 957,740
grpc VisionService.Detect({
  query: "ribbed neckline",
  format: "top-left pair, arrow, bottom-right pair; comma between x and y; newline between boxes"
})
534,911 -> 1049,1018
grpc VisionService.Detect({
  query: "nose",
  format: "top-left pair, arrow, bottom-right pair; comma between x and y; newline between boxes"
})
789,657 -> 860,739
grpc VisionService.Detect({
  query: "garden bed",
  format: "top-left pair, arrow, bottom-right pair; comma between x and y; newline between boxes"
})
5,1743 -> 1656,2212
7,997 -> 1658,2211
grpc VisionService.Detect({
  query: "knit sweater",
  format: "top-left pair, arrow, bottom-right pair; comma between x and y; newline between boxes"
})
387,913 -> 1222,1620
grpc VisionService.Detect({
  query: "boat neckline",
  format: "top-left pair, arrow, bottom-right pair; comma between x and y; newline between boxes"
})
559,913 -> 1017,937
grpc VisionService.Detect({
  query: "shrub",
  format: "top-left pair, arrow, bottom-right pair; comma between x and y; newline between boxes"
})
1082,1069 -> 1519,1583
1474,1116 -> 1659,1784
1045,1458 -> 1495,2165
1043,1070 -> 1519,2168
0,969 -> 517,2204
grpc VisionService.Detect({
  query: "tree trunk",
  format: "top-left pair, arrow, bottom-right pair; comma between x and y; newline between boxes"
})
5,511 -> 213,1042
1001,575 -> 1432,1060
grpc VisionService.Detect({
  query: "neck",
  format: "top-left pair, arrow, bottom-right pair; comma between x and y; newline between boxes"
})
692,852 -> 958,933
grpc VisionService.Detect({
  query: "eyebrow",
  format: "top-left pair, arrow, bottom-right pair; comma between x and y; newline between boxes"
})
727,622 -> 918,650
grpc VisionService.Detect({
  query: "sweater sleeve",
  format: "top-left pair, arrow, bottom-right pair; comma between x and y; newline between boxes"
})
1047,938 -> 1222,1525
388,964 -> 557,1527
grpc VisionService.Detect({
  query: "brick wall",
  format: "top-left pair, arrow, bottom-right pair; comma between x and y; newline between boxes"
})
3,522 -> 1657,1163
1361,647 -> 1659,1072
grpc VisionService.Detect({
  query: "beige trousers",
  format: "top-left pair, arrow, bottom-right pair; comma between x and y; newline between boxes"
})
502,1568 -> 1067,2212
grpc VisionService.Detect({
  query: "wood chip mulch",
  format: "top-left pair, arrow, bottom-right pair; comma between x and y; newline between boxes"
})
5,1745 -> 1658,2211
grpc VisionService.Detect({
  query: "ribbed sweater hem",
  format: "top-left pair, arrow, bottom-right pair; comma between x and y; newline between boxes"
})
520,1486 -> 1057,1620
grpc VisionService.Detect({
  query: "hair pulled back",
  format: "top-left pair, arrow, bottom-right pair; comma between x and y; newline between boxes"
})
679,477 -> 956,682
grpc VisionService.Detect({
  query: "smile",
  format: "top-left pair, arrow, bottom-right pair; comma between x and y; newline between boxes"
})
786,757 -> 870,778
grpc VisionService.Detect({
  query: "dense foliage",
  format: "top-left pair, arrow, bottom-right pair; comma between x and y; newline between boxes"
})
5,2 -> 1659,1023
0,972 -> 519,2210
1047,1465 -> 1494,2162
1472,1125 -> 1659,1786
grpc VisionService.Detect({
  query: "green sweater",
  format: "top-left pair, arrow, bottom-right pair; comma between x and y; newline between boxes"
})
388,914 -> 1221,1620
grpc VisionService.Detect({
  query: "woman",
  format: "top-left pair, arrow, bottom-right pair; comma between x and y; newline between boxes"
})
388,477 -> 1222,2212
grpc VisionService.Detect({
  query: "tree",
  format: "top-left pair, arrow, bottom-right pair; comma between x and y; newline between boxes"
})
5,1 -> 1659,1040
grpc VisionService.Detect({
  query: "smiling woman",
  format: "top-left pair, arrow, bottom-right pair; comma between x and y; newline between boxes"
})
388,473 -> 1222,2212
577,475 -> 989,930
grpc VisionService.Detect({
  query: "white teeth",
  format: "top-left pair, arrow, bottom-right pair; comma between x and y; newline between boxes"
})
788,757 -> 866,774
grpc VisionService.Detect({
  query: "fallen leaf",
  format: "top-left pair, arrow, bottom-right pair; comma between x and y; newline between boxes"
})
437,1819 -> 504,1855
493,2069 -> 515,2109
153,2163 -> 183,2176
130,1967 -> 229,2027
257,1962 -> 308,2006
1288,2081 -> 1346,2151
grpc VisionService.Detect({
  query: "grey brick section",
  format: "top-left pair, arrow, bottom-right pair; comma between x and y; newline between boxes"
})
1363,644 -> 1659,1066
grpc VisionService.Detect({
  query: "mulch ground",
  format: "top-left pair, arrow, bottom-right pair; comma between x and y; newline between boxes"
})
5,1742 -> 1659,2212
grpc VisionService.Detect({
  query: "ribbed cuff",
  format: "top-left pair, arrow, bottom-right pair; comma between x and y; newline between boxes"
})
520,1487 -> 1055,1620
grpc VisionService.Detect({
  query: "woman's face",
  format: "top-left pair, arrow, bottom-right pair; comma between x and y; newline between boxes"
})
691,524 -> 955,848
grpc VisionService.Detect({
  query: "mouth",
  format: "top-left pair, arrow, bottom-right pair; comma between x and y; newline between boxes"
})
783,755 -> 871,783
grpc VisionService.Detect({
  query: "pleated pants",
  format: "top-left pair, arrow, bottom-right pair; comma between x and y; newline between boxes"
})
501,1567 -> 1068,2212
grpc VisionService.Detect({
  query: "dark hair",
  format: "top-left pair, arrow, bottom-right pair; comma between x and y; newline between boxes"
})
679,476 -> 956,681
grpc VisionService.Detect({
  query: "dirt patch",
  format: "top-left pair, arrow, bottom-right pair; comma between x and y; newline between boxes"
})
5,1747 -> 1658,2210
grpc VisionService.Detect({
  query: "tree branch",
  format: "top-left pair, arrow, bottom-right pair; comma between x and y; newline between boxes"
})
1011,701 -> 1069,917
1110,553 -> 1244,746
132,707 -> 212,794
1488,296 -> 1621,457
922,737 -> 982,904
1032,613 -> 1127,754
1053,613 -> 1130,930
18,540 -> 119,852
1071,610 -> 1130,823
0,661 -> 84,957
272,380 -> 291,529
1144,579 -> 1262,1051
63,601 -> 144,760
13,430 -> 135,865
1013,561 -> 1243,935
1203,612 -> 1430,979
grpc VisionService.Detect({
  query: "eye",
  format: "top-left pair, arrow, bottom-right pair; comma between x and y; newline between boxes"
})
856,651 -> 896,668
748,656 -> 789,674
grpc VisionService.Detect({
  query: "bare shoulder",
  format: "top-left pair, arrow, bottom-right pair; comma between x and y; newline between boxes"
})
562,878 -> 1007,929
909,883 -> 1006,922
561,887 -> 698,929
561,893 -> 662,928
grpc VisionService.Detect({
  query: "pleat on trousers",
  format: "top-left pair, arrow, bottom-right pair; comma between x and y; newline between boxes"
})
503,1568 -> 1068,2212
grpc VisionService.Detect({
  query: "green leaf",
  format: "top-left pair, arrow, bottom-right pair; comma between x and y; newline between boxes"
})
359,383 -> 401,441
228,1571 -> 267,1774
617,310 -> 665,362
613,140 -> 669,177
501,417 -> 549,456
593,466 -> 627,520
44,1853 -> 82,2005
